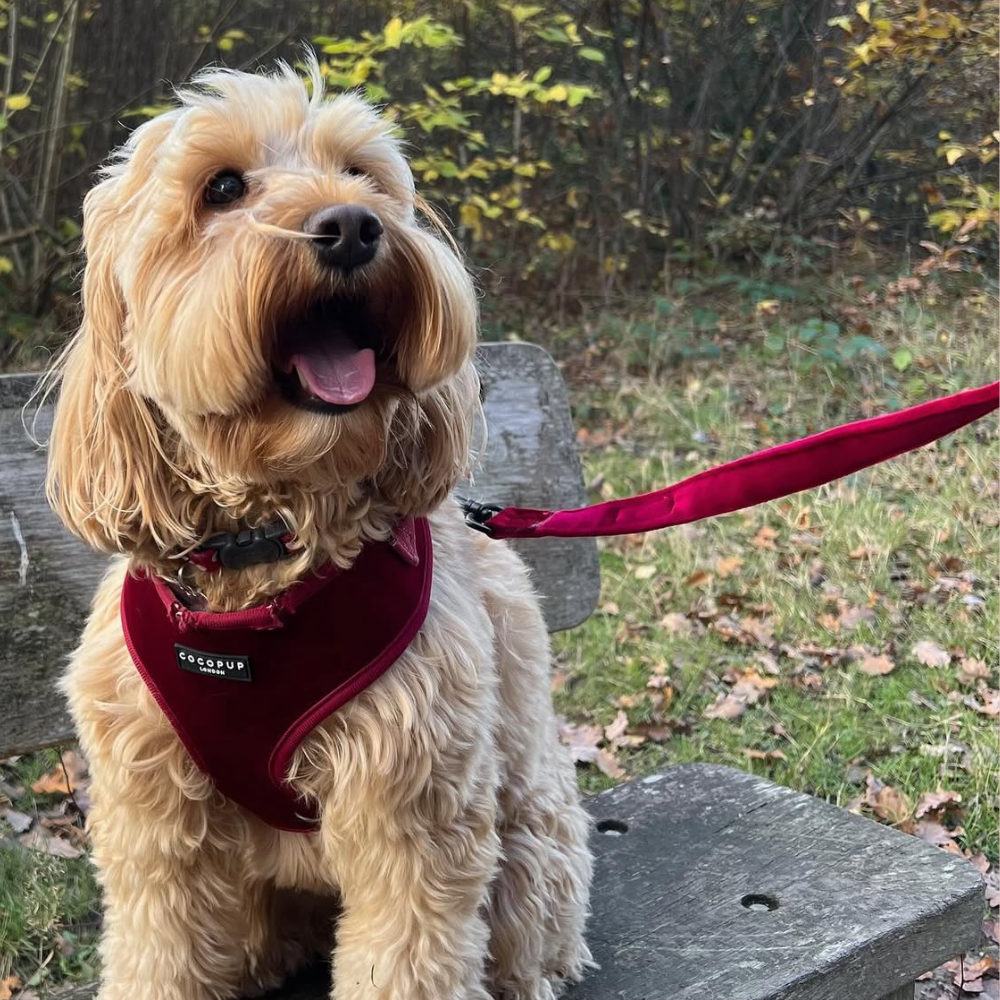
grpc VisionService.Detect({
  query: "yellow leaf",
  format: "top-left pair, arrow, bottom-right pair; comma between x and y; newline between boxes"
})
944,146 -> 965,166
6,93 -> 30,112
0,256 -> 13,275
856,1 -> 871,23
384,17 -> 403,48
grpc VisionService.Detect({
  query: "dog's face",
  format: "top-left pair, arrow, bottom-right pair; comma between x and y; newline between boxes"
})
47,64 -> 479,557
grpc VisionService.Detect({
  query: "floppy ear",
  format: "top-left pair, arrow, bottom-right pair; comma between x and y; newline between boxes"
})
376,362 -> 482,516
393,207 -> 478,395
46,179 -> 187,555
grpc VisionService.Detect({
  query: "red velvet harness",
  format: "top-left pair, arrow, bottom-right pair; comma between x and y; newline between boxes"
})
121,518 -> 432,833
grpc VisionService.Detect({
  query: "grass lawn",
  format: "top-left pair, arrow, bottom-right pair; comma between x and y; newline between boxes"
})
1,268 -> 997,993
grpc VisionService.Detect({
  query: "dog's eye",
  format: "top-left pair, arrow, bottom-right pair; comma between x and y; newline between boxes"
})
344,165 -> 365,177
204,172 -> 247,206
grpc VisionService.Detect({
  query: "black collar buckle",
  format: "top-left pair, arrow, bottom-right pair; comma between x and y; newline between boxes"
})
195,522 -> 294,571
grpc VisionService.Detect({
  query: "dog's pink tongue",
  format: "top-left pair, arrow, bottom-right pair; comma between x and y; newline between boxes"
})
290,332 -> 376,406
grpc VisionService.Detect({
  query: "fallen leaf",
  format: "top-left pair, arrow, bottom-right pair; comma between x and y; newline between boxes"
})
18,827 -> 83,859
849,544 -> 877,560
600,601 -> 620,616
817,612 -> 840,633
631,724 -> 671,743
558,722 -> 602,764
913,819 -> 955,847
684,570 -> 713,589
0,976 -> 19,1000
913,639 -> 951,668
972,690 -> 1000,717
747,749 -> 787,762
838,605 -> 875,630
716,556 -> 744,578
753,526 -> 779,549
864,775 -> 913,826
1,808 -> 32,833
858,653 -> 895,676
704,670 -> 775,720
31,768 -> 74,796
603,710 -> 628,743
633,564 -> 657,581
915,789 -> 962,819
959,658 -> 991,685
983,919 -> 1000,945
659,612 -> 694,635
594,749 -> 625,779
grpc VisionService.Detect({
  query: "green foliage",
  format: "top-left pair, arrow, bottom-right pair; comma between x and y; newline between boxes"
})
0,0 -> 996,362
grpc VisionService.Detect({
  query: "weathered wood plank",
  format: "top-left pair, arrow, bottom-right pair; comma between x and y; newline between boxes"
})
576,765 -> 983,1000
0,344 -> 599,756
46,766 -> 982,1000
466,343 -> 600,632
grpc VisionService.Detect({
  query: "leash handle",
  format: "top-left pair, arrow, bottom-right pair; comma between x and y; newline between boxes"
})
470,381 -> 999,540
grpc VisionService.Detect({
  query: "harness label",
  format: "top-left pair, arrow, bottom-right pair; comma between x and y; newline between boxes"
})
175,644 -> 252,682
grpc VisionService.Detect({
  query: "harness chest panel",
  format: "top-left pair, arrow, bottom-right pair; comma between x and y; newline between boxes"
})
120,518 -> 432,832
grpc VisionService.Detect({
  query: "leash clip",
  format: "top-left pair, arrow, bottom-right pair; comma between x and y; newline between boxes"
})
456,496 -> 505,537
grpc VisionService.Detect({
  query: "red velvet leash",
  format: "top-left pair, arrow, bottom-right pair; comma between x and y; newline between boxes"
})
462,381 -> 999,540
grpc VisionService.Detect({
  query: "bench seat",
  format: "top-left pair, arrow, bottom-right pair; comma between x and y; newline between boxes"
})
53,764 -> 983,1000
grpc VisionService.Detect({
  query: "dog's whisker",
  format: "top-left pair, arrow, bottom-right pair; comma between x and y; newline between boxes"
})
247,215 -> 316,240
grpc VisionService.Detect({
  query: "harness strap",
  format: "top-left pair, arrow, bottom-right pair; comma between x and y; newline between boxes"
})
462,381 -> 999,540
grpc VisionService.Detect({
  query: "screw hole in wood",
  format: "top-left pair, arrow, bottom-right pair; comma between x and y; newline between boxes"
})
740,893 -> 779,912
596,819 -> 628,836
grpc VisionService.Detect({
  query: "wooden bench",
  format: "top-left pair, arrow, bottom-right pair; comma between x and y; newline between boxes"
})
0,343 -> 984,1000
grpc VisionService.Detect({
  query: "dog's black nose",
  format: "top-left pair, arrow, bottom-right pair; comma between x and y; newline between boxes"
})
303,205 -> 383,272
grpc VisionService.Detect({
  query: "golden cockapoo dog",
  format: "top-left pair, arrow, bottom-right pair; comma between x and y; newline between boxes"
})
45,61 -> 592,1000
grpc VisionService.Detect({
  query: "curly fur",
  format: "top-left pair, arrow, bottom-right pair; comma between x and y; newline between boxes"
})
47,57 -> 593,1000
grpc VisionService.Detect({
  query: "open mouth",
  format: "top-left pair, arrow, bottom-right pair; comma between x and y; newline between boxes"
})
272,299 -> 385,413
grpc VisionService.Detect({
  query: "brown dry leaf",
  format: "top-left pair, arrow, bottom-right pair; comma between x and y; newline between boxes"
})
839,605 -> 875,630
849,544 -> 878,560
913,819 -> 955,848
659,612 -> 694,635
558,722 -> 602,765
817,612 -> 840,633
1,808 -> 32,834
603,710 -> 628,743
741,617 -> 775,648
983,919 -> 1000,946
716,556 -> 744,578
864,776 -> 913,826
959,658 -> 991,685
753,526 -> 779,550
913,639 -> 951,668
704,669 -> 775,721
684,570 -> 713,589
31,767 -> 74,797
600,601 -> 620,616
747,749 -> 787,762
632,723 -> 671,743
858,653 -> 895,676
594,749 -> 626,779
959,954 -> 999,986
915,789 -> 962,819
633,564 -> 657,581
18,827 -> 83,859
973,689 -> 1000,717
